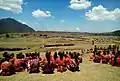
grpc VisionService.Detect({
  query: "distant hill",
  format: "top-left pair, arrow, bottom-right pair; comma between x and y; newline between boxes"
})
112,30 -> 120,36
0,18 -> 35,34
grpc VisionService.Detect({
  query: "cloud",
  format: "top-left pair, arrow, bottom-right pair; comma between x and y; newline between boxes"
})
69,0 -> 91,10
60,20 -> 65,24
0,0 -> 23,13
76,28 -> 80,31
35,22 -> 39,25
32,9 -> 52,18
24,2 -> 28,5
18,20 -> 27,25
85,5 -> 120,21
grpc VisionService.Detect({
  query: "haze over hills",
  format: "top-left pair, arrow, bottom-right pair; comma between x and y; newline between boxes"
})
0,18 -> 35,34
0,18 -> 120,36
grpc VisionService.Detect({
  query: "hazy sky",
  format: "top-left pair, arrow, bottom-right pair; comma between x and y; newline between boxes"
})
0,0 -> 120,32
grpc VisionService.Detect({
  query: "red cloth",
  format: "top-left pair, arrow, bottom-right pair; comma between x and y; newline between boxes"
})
109,54 -> 115,66
56,57 -> 67,72
28,59 -> 40,73
42,61 -> 54,74
101,55 -> 109,64
42,55 -> 54,64
14,59 -> 25,72
67,59 -> 77,72
24,57 -> 30,62
0,61 -> 15,76
93,55 -> 101,63
116,57 -> 120,66
65,57 -> 71,65
78,56 -> 82,63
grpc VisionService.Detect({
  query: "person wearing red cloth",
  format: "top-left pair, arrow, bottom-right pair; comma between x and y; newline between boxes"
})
64,53 -> 71,65
9,53 -> 16,63
77,53 -> 83,63
67,53 -> 79,72
101,54 -> 109,64
93,51 -> 101,63
28,53 -> 40,73
0,54 -> 15,76
37,52 -> 42,62
53,52 -> 58,68
56,52 -> 67,73
42,52 -> 54,65
14,54 -> 26,72
116,56 -> 120,67
109,53 -> 115,66
42,52 -> 55,74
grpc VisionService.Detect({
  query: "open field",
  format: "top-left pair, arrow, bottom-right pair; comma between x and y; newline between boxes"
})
0,33 -> 120,81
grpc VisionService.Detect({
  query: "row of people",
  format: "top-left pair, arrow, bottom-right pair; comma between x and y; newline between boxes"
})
90,45 -> 120,67
0,51 -> 82,76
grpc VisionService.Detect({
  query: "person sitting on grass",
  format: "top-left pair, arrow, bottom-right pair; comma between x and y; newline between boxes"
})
42,51 -> 54,65
0,53 -> 15,76
67,53 -> 77,72
14,53 -> 26,72
56,51 -> 67,73
53,52 -> 58,68
9,53 -> 16,64
28,52 -> 40,73
77,53 -> 83,63
93,51 -> 101,63
42,52 -> 55,74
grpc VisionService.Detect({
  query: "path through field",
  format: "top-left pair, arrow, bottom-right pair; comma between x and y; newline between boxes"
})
0,53 -> 120,81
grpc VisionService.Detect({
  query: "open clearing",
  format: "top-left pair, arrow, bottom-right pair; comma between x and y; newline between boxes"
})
0,34 -> 120,81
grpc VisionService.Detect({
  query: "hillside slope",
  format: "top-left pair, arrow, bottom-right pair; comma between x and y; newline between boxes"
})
0,18 -> 35,34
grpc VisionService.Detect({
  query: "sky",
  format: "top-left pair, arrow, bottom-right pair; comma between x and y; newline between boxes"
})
0,0 -> 120,33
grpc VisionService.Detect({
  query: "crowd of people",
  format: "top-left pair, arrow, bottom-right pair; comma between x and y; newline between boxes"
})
90,45 -> 120,66
0,51 -> 82,76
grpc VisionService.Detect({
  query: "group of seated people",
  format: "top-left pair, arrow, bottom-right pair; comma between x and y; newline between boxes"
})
0,51 -> 82,76
89,45 -> 120,67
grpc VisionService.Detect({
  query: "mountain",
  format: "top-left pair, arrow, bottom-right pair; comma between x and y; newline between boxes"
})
112,30 -> 120,36
0,18 -> 35,34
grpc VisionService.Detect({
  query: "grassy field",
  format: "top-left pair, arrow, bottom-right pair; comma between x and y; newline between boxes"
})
0,34 -> 120,81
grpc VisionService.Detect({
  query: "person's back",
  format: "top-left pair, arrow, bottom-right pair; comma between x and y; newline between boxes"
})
14,54 -> 26,72
67,58 -> 77,72
42,52 -> 54,74
0,60 -> 15,76
29,58 -> 40,73
14,59 -> 25,72
56,55 -> 67,73
42,61 -> 54,74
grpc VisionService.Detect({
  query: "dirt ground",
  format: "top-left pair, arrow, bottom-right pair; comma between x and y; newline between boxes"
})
0,34 -> 120,81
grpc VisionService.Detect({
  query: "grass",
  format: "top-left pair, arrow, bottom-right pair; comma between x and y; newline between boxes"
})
0,34 -> 120,81
0,54 -> 120,81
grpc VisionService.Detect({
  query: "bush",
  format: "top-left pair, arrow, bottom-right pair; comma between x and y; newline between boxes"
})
6,33 -> 10,38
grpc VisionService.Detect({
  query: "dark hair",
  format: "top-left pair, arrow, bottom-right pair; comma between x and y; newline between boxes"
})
70,53 -> 74,59
58,51 -> 61,56
103,50 -> 106,55
54,52 -> 58,61
74,53 -> 78,63
62,51 -> 65,56
17,53 -> 24,59
66,51 -> 68,54
46,52 -> 50,64
16,54 -> 20,59
25,53 -> 29,57
58,52 -> 63,60
10,53 -> 14,57
64,54 -> 67,58
22,54 -> 24,58
3,52 -> 8,58
37,52 -> 40,58
77,53 -> 80,56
